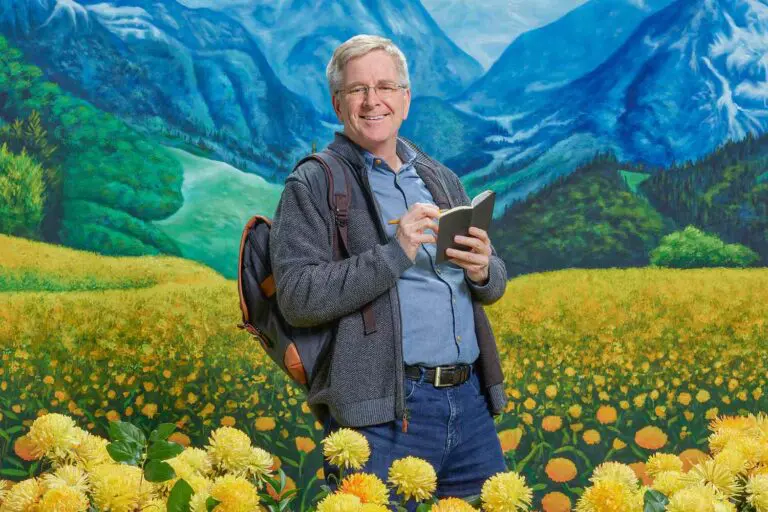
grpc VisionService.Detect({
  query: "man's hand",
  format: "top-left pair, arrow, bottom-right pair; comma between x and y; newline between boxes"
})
395,203 -> 440,262
445,227 -> 492,283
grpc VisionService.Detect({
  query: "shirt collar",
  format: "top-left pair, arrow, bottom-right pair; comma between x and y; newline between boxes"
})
333,132 -> 417,173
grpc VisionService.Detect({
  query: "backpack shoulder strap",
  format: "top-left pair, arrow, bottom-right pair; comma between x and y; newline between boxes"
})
300,150 -> 377,335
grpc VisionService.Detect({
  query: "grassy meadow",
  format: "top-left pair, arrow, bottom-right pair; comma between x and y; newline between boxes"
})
1,234 -> 767,510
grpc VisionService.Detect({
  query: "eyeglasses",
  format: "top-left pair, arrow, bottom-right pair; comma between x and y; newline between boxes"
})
338,82 -> 407,99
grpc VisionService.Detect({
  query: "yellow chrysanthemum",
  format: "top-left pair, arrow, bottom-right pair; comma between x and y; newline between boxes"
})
209,475 -> 260,512
651,471 -> 696,497
322,429 -> 371,470
646,453 -> 683,477
72,431 -> 112,470
207,427 -> 253,474
140,499 -> 166,512
247,446 -> 275,482
590,462 -> 638,488
0,478 -> 43,512
27,413 -> 80,460
90,463 -> 153,511
666,485 -> 718,512
38,487 -> 89,512
722,437 -> 765,469
432,496 -> 477,511
575,478 -> 641,512
41,465 -> 89,495
713,449 -> 747,476
340,473 -> 389,505
746,474 -> 768,512
316,492 -> 362,511
359,504 -> 390,512
690,459 -> 742,498
175,448 -> 213,476
189,491 -> 211,512
388,456 -> 437,502
481,471 -> 533,512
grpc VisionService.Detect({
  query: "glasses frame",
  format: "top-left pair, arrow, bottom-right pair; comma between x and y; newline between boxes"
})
337,82 -> 408,100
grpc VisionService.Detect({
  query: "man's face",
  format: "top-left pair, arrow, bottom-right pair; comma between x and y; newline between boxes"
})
332,50 -> 411,154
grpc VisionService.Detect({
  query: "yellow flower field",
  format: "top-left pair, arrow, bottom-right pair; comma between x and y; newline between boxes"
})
1,235 -> 767,510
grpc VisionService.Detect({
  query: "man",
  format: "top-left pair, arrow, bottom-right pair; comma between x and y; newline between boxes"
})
270,34 -> 508,504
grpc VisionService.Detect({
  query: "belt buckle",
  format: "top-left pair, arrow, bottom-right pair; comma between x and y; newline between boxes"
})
434,367 -> 450,388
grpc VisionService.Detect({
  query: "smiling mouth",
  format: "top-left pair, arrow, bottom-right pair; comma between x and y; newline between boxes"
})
360,114 -> 388,121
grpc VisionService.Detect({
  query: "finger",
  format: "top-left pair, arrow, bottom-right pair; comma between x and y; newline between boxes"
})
446,248 -> 489,265
405,217 -> 438,233
467,227 -> 489,242
453,235 -> 490,254
411,202 -> 441,218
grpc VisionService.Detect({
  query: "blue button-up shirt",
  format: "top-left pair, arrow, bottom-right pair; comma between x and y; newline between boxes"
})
361,141 -> 479,366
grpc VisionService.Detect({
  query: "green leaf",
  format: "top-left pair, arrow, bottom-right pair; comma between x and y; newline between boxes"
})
0,468 -> 28,477
6,425 -> 23,434
150,423 -> 177,443
144,459 -> 176,483
147,440 -> 184,461
0,429 -> 9,442
644,489 -> 669,512
109,421 -> 146,446
463,494 -> 482,506
206,497 -> 221,512
166,479 -> 194,512
416,504 -> 431,512
106,440 -> 142,465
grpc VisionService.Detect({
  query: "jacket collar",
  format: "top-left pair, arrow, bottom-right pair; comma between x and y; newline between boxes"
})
327,131 -> 452,210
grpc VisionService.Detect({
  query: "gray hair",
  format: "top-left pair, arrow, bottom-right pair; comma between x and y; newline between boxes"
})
326,34 -> 410,96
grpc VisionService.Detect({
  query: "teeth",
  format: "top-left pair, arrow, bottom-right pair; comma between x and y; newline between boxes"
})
362,115 -> 385,120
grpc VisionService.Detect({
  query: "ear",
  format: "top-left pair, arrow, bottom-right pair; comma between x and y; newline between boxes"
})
332,93 -> 343,123
402,87 -> 411,121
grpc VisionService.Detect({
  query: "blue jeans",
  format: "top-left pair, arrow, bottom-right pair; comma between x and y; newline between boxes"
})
323,370 -> 506,510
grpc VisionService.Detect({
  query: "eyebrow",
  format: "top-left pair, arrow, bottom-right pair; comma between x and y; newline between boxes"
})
344,80 -> 400,87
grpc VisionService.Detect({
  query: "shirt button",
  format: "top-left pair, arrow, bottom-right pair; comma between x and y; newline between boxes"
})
375,159 -> 382,165
435,269 -> 441,275
456,336 -> 462,342
452,298 -> 456,304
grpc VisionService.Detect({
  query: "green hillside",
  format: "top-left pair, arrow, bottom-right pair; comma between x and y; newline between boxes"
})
641,132 -> 768,264
0,36 -> 182,256
491,153 -> 671,276
154,148 -> 284,278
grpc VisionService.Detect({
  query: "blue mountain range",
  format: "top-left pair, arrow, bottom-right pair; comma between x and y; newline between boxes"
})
2,0 -> 767,204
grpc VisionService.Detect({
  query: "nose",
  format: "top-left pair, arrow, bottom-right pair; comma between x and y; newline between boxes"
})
362,87 -> 382,106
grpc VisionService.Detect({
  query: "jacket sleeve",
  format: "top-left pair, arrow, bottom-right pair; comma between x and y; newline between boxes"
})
270,173 -> 414,327
448,171 -> 508,305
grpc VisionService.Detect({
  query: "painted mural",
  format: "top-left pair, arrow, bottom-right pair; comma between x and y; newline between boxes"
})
1,0 -> 767,510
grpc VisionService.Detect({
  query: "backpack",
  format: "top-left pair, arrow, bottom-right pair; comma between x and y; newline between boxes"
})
236,150 -> 376,389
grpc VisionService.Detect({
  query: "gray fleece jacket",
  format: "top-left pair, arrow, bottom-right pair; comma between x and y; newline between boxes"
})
270,133 -> 508,427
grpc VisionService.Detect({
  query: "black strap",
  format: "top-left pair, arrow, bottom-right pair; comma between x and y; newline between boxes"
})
301,151 -> 377,335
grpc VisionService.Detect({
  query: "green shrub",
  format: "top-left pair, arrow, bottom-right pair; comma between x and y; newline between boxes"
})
650,225 -> 759,268
0,144 -> 45,238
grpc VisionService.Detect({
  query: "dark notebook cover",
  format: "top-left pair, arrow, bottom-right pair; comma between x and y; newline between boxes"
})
435,190 -> 495,264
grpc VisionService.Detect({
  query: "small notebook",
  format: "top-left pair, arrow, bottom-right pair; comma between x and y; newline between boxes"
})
435,190 -> 495,264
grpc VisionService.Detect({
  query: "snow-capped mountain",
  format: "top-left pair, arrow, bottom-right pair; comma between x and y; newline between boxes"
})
420,0 -> 589,70
174,0 -> 484,116
468,0 -> 768,209
0,0 -> 325,174
460,0 -> 676,115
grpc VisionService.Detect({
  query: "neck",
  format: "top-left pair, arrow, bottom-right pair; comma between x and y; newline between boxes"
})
345,133 -> 401,171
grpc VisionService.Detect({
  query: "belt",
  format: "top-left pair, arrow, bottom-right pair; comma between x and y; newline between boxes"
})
404,363 -> 472,388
